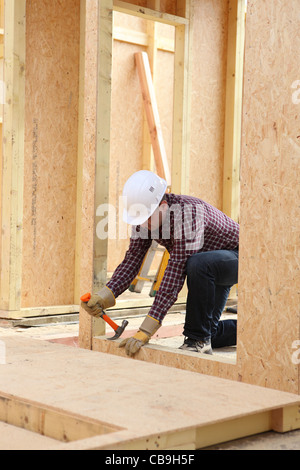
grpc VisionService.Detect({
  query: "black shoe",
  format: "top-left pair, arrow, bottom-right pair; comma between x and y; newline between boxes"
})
179,337 -> 213,355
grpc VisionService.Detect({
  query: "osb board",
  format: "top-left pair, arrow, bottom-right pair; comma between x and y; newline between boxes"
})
0,422 -> 58,451
188,0 -> 229,209
93,336 -> 237,382
22,0 -> 80,308
0,336 -> 299,450
108,13 -> 174,271
237,0 -> 300,394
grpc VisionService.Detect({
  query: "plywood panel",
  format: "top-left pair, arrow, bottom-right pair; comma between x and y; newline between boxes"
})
0,336 -> 299,450
22,0 -> 80,308
0,422 -> 58,451
237,0 -> 300,393
189,0 -> 229,208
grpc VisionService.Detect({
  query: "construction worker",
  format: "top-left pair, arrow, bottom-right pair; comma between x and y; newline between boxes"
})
81,170 -> 239,357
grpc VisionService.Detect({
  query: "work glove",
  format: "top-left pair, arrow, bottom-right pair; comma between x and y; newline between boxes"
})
81,287 -> 116,318
119,315 -> 160,357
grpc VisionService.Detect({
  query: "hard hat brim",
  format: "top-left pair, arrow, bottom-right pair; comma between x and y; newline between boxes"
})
123,205 -> 153,226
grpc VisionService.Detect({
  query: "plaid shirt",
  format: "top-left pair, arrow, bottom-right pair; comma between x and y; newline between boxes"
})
107,193 -> 239,324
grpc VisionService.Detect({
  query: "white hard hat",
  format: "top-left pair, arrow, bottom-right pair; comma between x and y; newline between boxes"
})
122,170 -> 168,225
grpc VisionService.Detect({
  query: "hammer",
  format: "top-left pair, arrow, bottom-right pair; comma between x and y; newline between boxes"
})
80,293 -> 129,341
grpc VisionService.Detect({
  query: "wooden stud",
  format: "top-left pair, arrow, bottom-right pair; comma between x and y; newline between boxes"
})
271,405 -> 300,433
223,0 -> 246,221
78,0 -> 99,350
78,0 -> 114,347
135,51 -> 171,185
91,0 -> 114,338
0,391 -> 120,443
142,21 -> 158,173
0,0 -> 4,29
196,412 -> 272,449
0,304 -> 79,320
74,0 -> 87,306
0,0 -> 26,312
0,0 -> 3,269
171,0 -> 192,194
94,0 -> 113,290
113,25 -> 175,52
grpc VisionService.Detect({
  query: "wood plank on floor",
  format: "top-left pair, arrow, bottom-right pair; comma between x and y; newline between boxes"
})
0,336 -> 299,450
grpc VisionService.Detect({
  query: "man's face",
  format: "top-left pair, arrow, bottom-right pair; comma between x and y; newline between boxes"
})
141,201 -> 168,232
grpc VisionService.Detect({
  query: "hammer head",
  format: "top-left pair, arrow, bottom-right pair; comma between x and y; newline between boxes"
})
107,320 -> 129,341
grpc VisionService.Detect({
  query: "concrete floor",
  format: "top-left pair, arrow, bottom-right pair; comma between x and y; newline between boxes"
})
0,304 -> 299,450
203,429 -> 300,450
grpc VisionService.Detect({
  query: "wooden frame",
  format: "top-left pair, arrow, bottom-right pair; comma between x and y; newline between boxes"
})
0,0 -> 298,397
0,0 -> 83,320
80,0 -> 240,338
0,0 -> 190,320
223,0 -> 246,222
0,0 -> 26,314
87,0 -> 300,396
79,0 -> 192,344
0,0 -> 299,450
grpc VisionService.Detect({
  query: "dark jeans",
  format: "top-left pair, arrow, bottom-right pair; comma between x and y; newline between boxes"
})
183,249 -> 239,348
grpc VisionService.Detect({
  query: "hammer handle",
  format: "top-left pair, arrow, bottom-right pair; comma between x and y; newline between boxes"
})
101,313 -> 119,332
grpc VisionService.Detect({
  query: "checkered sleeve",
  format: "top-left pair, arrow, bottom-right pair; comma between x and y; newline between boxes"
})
107,235 -> 152,298
147,239 -> 188,324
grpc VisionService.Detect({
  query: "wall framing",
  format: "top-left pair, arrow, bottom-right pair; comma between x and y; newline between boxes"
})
0,0 -> 234,319
0,0 -> 81,319
0,1 -> 298,396
0,0 -> 192,320
88,0 -> 300,396
79,0 -> 244,342
79,0 -> 193,345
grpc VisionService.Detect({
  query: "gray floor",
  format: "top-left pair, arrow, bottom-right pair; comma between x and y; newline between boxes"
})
203,429 -> 300,450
